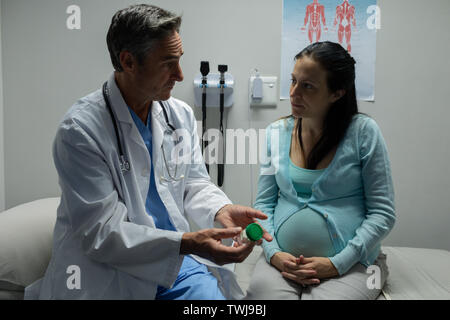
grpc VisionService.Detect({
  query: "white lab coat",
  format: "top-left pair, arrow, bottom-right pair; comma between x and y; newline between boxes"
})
25,74 -> 244,300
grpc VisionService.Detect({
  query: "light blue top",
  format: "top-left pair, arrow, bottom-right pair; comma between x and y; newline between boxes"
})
255,115 -> 396,275
276,160 -> 335,258
289,158 -> 326,196
127,107 -> 176,231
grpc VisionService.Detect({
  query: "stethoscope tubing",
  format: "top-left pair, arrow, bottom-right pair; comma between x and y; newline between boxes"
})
103,82 -> 130,172
102,81 -> 177,175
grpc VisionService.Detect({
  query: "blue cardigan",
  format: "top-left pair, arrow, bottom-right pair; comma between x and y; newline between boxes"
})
255,114 -> 396,275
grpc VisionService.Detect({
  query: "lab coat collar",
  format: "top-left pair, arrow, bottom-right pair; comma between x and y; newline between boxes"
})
107,73 -> 133,126
107,73 -> 168,150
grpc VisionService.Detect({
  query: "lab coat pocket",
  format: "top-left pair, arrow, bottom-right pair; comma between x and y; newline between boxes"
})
165,171 -> 186,213
164,157 -> 187,181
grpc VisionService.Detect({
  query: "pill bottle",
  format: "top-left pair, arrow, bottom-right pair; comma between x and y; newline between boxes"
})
235,223 -> 263,244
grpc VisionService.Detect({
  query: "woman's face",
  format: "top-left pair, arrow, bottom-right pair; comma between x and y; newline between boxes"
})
290,56 -> 343,120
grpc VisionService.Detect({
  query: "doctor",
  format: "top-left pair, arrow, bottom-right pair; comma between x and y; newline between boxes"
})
25,4 -> 271,300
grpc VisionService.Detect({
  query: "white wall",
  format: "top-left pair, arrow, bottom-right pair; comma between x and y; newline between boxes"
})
358,0 -> 450,251
0,0 -> 5,212
1,0 -> 450,250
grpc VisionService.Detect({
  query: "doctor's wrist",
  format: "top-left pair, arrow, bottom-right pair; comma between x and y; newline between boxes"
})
180,232 -> 195,255
214,204 -> 232,221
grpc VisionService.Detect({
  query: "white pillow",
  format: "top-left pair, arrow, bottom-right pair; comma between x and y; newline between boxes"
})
0,197 -> 59,288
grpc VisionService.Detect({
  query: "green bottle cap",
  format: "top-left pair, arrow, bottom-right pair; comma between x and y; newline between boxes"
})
245,223 -> 263,241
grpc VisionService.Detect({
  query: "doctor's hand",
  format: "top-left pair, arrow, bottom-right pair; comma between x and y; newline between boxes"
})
180,227 -> 256,265
214,204 -> 273,245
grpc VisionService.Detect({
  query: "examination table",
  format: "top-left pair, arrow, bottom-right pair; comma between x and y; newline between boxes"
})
1,198 -> 449,300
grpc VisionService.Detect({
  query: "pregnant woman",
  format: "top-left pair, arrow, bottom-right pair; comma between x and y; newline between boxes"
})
245,41 -> 395,300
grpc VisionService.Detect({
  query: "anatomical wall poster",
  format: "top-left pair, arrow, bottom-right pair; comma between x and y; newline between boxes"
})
281,0 -> 379,101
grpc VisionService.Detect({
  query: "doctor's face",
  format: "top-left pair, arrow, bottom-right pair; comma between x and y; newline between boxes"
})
134,31 -> 184,101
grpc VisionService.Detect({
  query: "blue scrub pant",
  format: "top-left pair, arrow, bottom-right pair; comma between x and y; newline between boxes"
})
156,256 -> 226,300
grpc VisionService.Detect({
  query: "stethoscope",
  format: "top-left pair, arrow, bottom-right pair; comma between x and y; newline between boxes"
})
102,82 -> 184,182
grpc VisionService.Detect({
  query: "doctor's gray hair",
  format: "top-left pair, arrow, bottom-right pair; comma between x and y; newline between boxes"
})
107,4 -> 182,72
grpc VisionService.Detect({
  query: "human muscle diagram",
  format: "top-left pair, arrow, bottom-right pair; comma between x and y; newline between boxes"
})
281,0 -> 378,101
301,0 -> 328,43
333,0 -> 356,52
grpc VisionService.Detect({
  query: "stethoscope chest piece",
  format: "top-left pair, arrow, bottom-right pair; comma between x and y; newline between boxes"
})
120,155 -> 131,172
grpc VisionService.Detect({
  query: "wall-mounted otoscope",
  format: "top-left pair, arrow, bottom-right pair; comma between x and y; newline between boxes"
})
193,63 -> 233,187
217,64 -> 228,187
200,61 -> 210,173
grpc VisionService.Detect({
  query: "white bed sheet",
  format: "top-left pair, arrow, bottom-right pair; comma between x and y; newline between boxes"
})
235,246 -> 450,300
0,246 -> 449,299
381,246 -> 450,300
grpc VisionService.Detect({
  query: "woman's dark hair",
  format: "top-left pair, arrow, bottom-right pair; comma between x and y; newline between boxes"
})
294,41 -> 359,169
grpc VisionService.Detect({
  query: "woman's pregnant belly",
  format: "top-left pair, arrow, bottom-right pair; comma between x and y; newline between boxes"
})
276,208 -> 335,258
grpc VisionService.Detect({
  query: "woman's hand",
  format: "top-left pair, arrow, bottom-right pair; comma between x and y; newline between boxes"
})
270,252 -> 316,279
271,252 -> 296,272
281,255 -> 339,286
